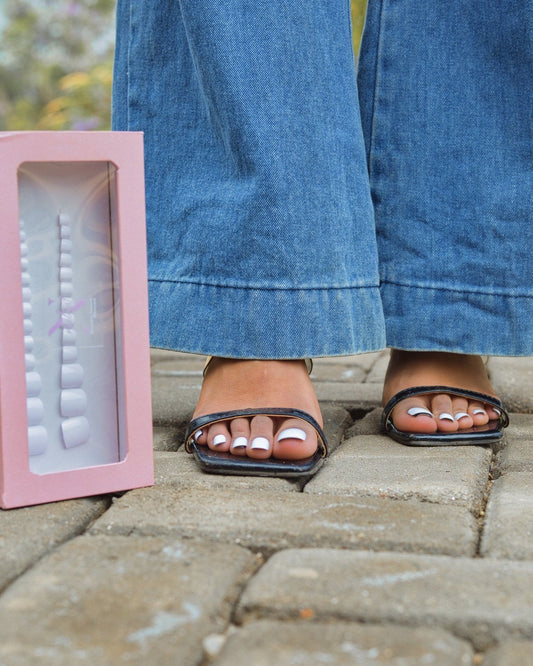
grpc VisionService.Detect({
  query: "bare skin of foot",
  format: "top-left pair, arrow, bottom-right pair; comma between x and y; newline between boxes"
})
192,358 -> 322,460
382,350 -> 502,434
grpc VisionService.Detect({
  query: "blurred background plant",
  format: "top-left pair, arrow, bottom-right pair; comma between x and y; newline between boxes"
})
0,0 -> 367,131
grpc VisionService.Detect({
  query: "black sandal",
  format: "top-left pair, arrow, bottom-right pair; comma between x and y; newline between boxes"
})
382,385 -> 509,446
185,407 -> 327,477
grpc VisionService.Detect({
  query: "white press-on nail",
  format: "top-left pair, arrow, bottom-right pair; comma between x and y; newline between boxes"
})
58,213 -> 71,225
60,267 -> 73,282
61,239 -> 72,253
23,319 -> 32,335
60,389 -> 87,417
61,313 -> 75,329
21,272 -> 31,287
59,225 -> 71,239
212,434 -> 227,446
24,336 -> 34,352
232,436 -> 248,449
59,253 -> 72,267
60,282 -> 74,297
61,416 -> 90,448
493,408 -> 502,416
62,346 -> 77,363
407,407 -> 433,417
25,353 -> 36,370
28,426 -> 48,456
251,437 -> 270,451
27,397 -> 45,426
277,427 -> 307,442
26,371 -> 42,397
62,329 -> 76,345
61,363 -> 84,389
455,412 -> 470,420
473,409 -> 486,415
61,297 -> 74,312
23,302 -> 32,317
193,430 -> 203,442
439,412 -> 455,422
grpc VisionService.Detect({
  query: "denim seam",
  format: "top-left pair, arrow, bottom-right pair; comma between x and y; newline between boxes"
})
382,279 -> 533,299
366,0 -> 386,171
149,277 -> 379,291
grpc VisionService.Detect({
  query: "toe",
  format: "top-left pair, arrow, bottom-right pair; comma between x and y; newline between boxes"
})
469,401 -> 489,426
273,418 -> 318,460
247,415 -> 274,459
207,422 -> 231,452
229,418 -> 250,456
431,394 -> 458,432
391,397 -> 438,434
451,398 -> 474,430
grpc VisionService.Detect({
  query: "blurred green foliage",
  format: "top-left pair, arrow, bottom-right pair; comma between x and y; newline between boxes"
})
0,0 -> 367,131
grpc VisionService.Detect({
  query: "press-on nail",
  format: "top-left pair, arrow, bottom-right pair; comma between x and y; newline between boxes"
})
407,407 -> 433,417
27,397 -> 45,426
62,346 -> 77,363
251,437 -> 270,451
439,413 -> 454,422
455,412 -> 470,421
26,371 -> 42,397
28,426 -> 48,456
277,428 -> 307,442
212,434 -> 227,446
193,430 -> 203,442
232,436 -> 248,449
60,389 -> 87,417
61,363 -> 84,389
60,282 -> 73,297
473,409 -> 486,415
61,416 -> 90,448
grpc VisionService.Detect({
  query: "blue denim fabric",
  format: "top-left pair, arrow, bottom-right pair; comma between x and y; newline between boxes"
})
113,0 -> 533,357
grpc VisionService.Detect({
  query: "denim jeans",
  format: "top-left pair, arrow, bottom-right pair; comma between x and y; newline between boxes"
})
113,0 -> 533,358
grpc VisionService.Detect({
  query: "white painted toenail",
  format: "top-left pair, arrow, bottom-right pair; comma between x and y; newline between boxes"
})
439,413 -> 454,422
407,407 -> 433,418
232,436 -> 248,449
212,434 -> 226,446
473,409 -> 486,415
277,428 -> 307,442
193,430 -> 203,442
454,412 -> 469,420
493,408 -> 502,416
251,437 -> 270,451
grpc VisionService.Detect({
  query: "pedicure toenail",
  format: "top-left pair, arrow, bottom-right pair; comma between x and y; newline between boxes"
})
493,408 -> 502,416
455,412 -> 469,420
193,430 -> 203,442
212,434 -> 227,446
277,427 -> 307,442
473,409 -> 486,415
439,413 -> 454,422
407,407 -> 433,417
251,437 -> 270,450
232,436 -> 248,449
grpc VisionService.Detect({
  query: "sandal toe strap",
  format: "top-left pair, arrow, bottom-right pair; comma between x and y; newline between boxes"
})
382,385 -> 509,430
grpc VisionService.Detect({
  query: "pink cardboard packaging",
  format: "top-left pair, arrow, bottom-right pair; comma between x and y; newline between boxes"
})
0,132 -> 154,508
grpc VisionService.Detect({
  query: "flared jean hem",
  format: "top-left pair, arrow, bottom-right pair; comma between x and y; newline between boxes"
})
148,278 -> 387,358
382,282 -> 533,357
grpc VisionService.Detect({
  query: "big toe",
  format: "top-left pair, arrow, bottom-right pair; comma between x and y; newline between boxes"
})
391,397 -> 438,434
273,418 -> 318,460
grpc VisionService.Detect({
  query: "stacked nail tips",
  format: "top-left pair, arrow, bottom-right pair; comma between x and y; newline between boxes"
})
58,213 -> 90,449
21,220 -> 48,456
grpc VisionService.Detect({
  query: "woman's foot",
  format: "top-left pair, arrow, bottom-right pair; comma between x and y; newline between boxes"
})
192,358 -> 322,460
382,350 -> 502,434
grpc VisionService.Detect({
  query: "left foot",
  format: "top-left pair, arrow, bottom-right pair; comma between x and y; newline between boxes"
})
382,350 -> 502,434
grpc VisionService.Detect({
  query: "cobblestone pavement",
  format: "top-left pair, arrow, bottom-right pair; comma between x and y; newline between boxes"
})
1,351 -> 533,665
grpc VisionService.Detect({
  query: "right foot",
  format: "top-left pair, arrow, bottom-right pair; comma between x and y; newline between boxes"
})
191,358 -> 323,461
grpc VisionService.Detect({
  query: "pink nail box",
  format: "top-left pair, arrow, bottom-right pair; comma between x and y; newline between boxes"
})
0,132 -> 153,508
